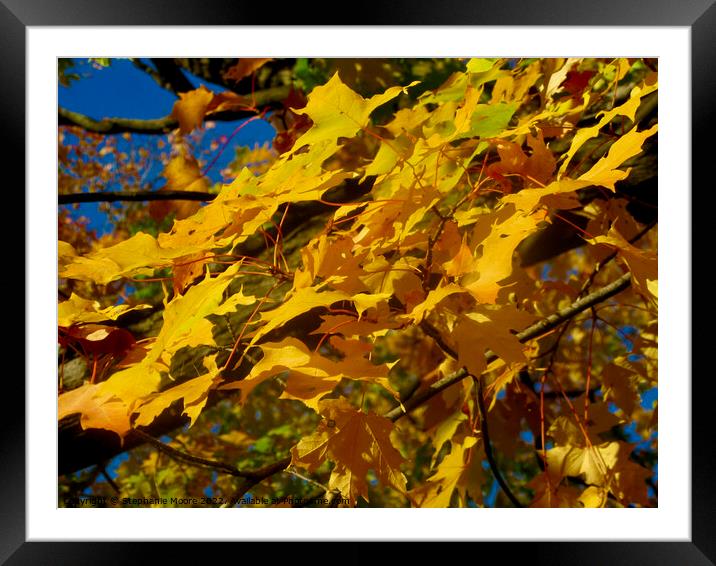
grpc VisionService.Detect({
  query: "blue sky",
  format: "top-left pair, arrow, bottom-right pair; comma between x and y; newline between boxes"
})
59,58 -> 276,235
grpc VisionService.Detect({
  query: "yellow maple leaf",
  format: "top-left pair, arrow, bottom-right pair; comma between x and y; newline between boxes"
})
221,337 -> 394,409
290,73 -> 417,154
94,361 -> 163,407
403,282 -> 465,323
60,231 -> 208,285
149,262 -> 255,367
133,355 -> 221,428
58,383 -> 132,442
545,440 -> 650,505
249,287 -> 349,347
558,81 -> 658,176
292,398 -> 407,506
501,178 -> 591,214
590,225 -> 657,306
442,237 -> 477,277
58,293 -> 151,327
465,207 -> 547,303
410,435 -> 484,507
578,124 -> 658,190
453,306 -> 534,377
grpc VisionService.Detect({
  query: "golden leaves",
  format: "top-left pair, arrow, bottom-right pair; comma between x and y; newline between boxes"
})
58,58 -> 658,508
248,287 -> 348,347
149,149 -> 209,222
487,130 -> 557,188
59,232 -> 173,284
171,85 -> 257,134
558,81 -> 658,177
220,337 -> 394,409
453,305 -> 535,377
545,441 -> 650,506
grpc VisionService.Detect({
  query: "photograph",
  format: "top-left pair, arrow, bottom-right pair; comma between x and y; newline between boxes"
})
57,56 -> 659,510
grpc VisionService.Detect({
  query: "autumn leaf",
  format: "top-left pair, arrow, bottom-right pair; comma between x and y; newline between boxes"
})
601,362 -> 640,416
171,85 -> 215,134
453,306 -> 535,377
223,58 -> 273,83
149,149 -> 209,222
58,293 -> 151,327
442,237 -> 476,277
59,324 -> 135,358
94,361 -> 163,407
546,440 -> 651,506
148,262 -> 256,368
464,206 -> 548,303
292,398 -> 407,506
578,124 -> 658,190
60,231 -> 208,285
220,337 -> 395,409
58,58 -> 658,509
58,384 -> 132,442
290,73 -> 417,153
410,435 -> 484,507
590,225 -> 657,305
464,102 -> 518,139
248,287 -> 349,347
403,282 -> 465,323
558,80 -> 658,176
486,130 -> 557,188
133,355 -> 221,428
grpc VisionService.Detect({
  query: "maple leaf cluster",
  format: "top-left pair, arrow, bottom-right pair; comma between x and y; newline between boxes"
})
58,58 -> 657,508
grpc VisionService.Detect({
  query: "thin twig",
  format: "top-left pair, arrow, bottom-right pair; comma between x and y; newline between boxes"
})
473,375 -> 524,508
100,466 -> 121,494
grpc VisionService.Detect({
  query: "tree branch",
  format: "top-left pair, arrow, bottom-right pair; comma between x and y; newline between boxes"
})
132,428 -> 291,482
221,456 -> 293,507
58,85 -> 290,135
59,106 -> 179,135
131,429 -> 253,478
59,190 -> 217,205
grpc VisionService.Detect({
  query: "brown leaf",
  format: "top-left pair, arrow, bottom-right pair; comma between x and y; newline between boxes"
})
223,58 -> 273,83
171,85 -> 215,134
292,398 -> 406,505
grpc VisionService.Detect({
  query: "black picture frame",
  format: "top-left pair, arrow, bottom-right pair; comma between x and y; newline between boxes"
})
6,1 -> 706,563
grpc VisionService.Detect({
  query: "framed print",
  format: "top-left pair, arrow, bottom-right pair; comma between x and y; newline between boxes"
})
5,0 -> 708,563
